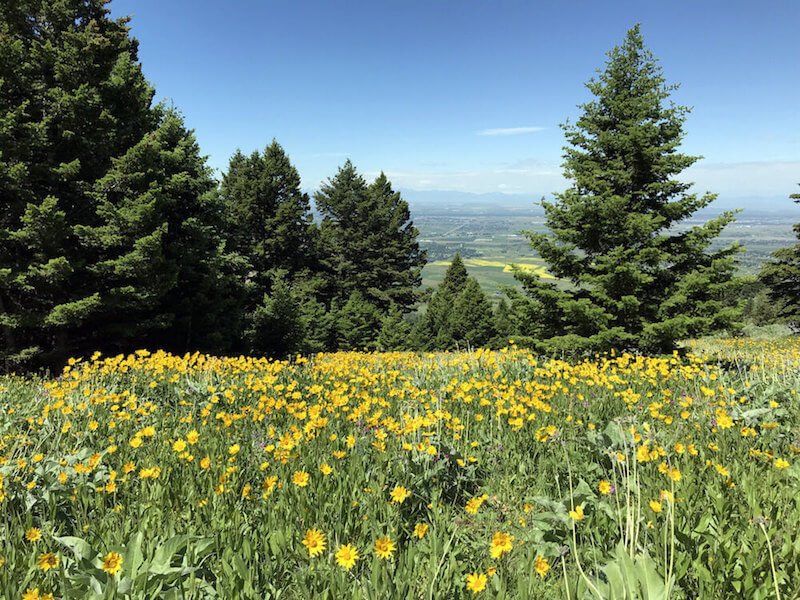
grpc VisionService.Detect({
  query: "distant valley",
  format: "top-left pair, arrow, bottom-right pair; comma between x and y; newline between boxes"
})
402,189 -> 798,294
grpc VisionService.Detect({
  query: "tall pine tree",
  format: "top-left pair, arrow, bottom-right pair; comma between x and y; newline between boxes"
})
315,162 -> 425,311
490,297 -> 515,347
515,25 -> 742,353
245,272 -> 307,356
0,0 -> 156,368
377,304 -> 413,351
760,185 -> 800,327
221,141 -> 318,283
82,110 -> 243,354
450,277 -> 496,348
336,291 -> 382,350
412,254 -> 469,350
220,141 -> 321,354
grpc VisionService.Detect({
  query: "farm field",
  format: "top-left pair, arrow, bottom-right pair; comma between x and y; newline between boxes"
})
414,207 -> 798,297
1,340 -> 799,599
422,257 -> 553,298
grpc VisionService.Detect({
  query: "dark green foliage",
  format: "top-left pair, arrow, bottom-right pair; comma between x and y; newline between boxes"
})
0,0 -> 156,368
299,298 -> 339,354
83,111 -> 243,354
316,162 -> 425,311
245,272 -> 306,356
221,141 -> 317,284
0,0 -> 245,368
335,291 -> 382,350
377,304 -> 412,351
413,254 -> 496,350
439,253 -> 469,295
735,277 -> 779,326
744,288 -> 782,327
450,277 -> 496,348
760,187 -> 800,328
219,141 -> 321,354
491,297 -> 515,347
413,254 -> 469,350
1,4 -> 764,367
515,25 -> 743,354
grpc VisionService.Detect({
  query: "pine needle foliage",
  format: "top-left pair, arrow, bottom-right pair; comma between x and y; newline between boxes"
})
515,25 -> 743,354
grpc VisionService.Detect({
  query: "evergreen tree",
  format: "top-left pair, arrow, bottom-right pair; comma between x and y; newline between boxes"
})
760,186 -> 800,327
0,0 -> 156,368
450,277 -> 496,348
221,141 -> 317,283
377,304 -> 412,351
515,25 -> 742,353
491,297 -> 515,347
83,110 -> 243,354
299,298 -> 339,354
316,162 -> 425,311
335,291 -> 382,350
366,173 -> 426,309
245,272 -> 306,357
412,254 -> 468,350
220,141 -> 321,354
438,253 -> 469,295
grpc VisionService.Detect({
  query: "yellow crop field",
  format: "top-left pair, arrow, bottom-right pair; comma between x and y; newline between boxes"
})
428,259 -> 554,279
1,340 -> 799,598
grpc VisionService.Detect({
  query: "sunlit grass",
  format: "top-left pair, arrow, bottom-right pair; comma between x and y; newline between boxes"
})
1,341 -> 798,598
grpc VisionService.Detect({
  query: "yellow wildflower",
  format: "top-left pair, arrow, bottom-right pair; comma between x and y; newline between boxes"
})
101,551 -> 123,576
413,523 -> 429,538
335,544 -> 359,570
390,485 -> 411,504
374,536 -> 396,560
466,572 -> 488,594
534,555 -> 550,578
301,528 -> 326,558
569,505 -> 585,522
489,532 -> 513,559
292,471 -> 309,487
37,552 -> 59,572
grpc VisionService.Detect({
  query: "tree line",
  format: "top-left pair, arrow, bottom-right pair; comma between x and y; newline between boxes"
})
1,2 -> 797,371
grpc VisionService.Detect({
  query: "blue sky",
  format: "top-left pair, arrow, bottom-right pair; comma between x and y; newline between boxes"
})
110,0 -> 799,202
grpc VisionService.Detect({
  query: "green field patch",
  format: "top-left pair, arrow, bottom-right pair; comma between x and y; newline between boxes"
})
427,258 -> 553,279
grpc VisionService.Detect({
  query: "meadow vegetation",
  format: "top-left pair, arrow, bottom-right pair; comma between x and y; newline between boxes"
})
1,339 -> 798,598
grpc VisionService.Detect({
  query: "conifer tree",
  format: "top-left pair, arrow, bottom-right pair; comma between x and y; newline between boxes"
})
335,291 -> 382,350
413,254 -> 468,350
221,141 -> 318,283
220,141 -> 320,353
377,304 -> 413,351
491,298 -> 515,347
451,277 -> 496,348
315,162 -> 425,311
84,111 -> 243,354
245,273 -> 306,356
366,173 -> 427,309
515,25 -> 742,353
0,0 -> 156,367
438,253 -> 469,296
299,299 -> 339,354
760,186 -> 800,327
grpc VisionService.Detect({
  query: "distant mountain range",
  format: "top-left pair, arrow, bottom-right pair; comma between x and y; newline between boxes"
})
397,189 -> 798,218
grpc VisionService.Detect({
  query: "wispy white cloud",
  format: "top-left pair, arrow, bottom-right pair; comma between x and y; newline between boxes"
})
369,159 -> 565,194
366,158 -> 800,200
477,126 -> 545,137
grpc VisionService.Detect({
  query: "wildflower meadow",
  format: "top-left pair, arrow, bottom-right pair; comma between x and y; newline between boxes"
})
1,340 -> 798,598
